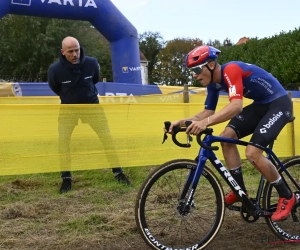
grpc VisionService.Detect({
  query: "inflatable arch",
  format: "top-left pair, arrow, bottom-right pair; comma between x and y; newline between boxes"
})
0,0 -> 142,84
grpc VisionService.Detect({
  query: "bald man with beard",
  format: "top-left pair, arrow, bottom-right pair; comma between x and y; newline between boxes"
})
48,36 -> 131,193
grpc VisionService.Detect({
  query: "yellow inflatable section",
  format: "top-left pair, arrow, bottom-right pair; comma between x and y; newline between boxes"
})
0,94 -> 298,176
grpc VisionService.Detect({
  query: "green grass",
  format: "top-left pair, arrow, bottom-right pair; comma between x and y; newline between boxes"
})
0,166 -> 156,249
0,160 -> 297,250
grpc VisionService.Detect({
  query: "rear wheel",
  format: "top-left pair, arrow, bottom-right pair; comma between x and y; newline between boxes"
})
135,159 -> 225,249
263,156 -> 300,241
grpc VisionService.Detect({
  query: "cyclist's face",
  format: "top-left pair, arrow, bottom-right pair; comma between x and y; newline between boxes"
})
192,62 -> 215,86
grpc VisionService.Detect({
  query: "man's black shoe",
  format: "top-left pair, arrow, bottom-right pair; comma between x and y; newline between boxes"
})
59,178 -> 72,194
115,173 -> 131,185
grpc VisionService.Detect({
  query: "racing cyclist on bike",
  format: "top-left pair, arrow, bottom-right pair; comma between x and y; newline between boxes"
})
166,45 -> 297,221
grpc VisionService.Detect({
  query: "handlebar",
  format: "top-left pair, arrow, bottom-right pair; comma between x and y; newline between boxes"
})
163,121 -> 219,151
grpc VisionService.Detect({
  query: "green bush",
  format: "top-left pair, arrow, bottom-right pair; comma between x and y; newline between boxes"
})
218,28 -> 300,90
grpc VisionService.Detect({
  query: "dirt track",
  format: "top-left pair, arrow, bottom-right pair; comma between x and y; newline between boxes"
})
82,208 -> 300,250
119,209 -> 300,250
1,171 -> 299,250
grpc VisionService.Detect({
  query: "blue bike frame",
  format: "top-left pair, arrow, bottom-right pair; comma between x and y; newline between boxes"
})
180,132 -> 300,217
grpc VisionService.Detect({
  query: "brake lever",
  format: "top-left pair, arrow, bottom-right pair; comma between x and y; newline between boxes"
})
187,134 -> 193,143
162,133 -> 168,144
162,121 -> 171,144
185,120 -> 193,143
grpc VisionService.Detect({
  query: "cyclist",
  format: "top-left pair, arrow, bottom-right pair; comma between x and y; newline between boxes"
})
166,45 -> 297,221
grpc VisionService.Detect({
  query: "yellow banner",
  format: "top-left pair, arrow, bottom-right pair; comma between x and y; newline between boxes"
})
0,95 -> 298,176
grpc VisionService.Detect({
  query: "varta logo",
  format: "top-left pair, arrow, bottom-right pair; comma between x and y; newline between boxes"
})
40,0 -> 98,8
122,66 -> 142,73
129,66 -> 142,71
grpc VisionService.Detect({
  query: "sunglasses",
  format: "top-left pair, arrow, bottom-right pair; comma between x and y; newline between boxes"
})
190,62 -> 208,75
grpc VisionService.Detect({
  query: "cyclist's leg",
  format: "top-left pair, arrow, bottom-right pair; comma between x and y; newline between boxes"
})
263,156 -> 300,237
247,95 -> 296,220
221,102 -> 262,169
221,103 -> 263,203
220,126 -> 241,169
248,95 -> 293,182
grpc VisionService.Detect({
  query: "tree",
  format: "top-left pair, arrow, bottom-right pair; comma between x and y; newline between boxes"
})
0,15 -> 111,82
223,38 -> 233,47
218,28 -> 300,89
0,15 -> 53,81
139,31 -> 165,84
206,39 -> 222,48
152,38 -> 203,86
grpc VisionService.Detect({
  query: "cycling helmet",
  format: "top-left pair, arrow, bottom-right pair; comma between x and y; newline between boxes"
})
185,45 -> 221,68
185,45 -> 221,84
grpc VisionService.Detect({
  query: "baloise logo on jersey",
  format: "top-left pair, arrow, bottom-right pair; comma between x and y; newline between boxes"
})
260,112 -> 283,134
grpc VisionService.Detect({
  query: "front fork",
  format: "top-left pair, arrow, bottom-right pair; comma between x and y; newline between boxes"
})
177,152 -> 207,215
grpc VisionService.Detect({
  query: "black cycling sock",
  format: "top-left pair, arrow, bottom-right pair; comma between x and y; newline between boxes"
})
229,167 -> 247,192
273,178 -> 292,199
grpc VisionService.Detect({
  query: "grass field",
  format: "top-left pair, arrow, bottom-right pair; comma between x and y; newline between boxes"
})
0,161 -> 299,250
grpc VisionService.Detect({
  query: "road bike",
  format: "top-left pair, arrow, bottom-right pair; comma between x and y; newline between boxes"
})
135,121 -> 300,249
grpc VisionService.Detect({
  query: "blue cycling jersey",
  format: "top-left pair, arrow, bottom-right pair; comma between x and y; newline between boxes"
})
205,61 -> 288,110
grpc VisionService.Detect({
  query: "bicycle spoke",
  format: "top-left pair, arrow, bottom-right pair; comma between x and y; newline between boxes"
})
135,159 -> 225,249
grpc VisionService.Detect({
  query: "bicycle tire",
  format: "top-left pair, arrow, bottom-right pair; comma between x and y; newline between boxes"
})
263,156 -> 300,241
135,159 -> 225,250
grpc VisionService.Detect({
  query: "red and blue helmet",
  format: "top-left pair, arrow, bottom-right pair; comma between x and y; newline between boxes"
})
185,45 -> 221,68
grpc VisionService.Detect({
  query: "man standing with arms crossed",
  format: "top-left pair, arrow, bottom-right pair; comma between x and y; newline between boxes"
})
48,36 -> 130,193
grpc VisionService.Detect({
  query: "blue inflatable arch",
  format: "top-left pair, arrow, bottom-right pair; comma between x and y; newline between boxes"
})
0,0 -> 142,84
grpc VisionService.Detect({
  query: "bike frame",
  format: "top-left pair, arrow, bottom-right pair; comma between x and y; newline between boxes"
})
180,133 -> 300,217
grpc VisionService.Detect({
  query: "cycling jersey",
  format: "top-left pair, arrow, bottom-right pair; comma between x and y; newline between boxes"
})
205,61 -> 288,110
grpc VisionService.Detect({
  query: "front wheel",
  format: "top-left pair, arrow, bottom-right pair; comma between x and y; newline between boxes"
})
135,159 -> 225,250
263,156 -> 300,241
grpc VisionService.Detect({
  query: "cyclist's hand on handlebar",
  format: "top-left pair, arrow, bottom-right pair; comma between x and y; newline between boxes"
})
186,120 -> 207,135
163,120 -> 182,134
